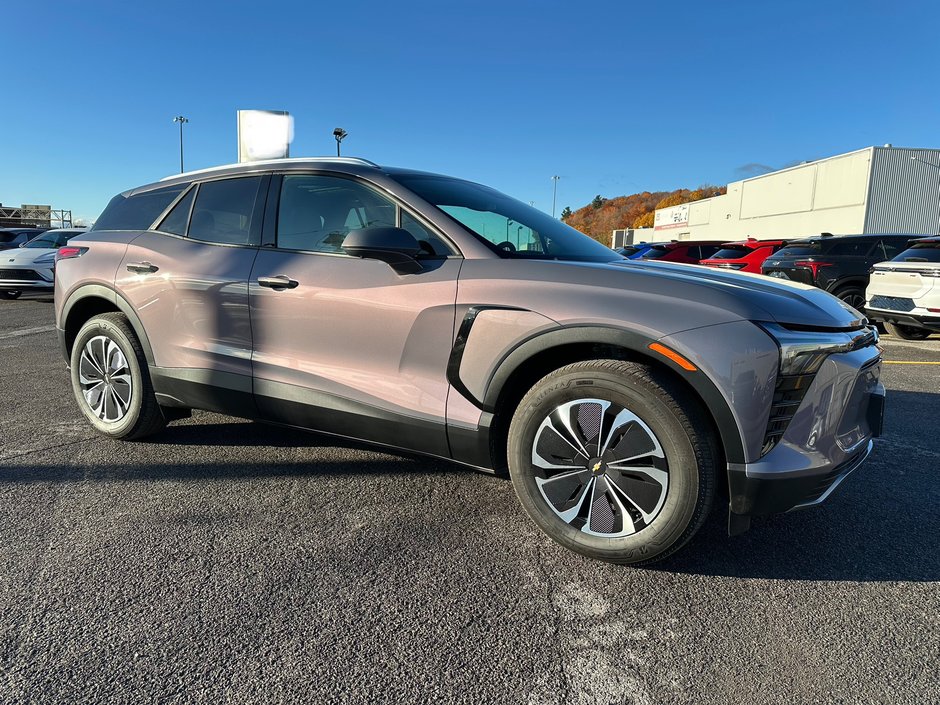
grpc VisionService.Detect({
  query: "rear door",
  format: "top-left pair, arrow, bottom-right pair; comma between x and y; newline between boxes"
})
248,173 -> 460,456
116,175 -> 267,410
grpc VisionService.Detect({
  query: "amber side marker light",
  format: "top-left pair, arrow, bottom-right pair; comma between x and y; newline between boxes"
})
648,343 -> 698,371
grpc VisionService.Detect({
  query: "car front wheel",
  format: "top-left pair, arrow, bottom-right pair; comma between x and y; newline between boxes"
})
507,359 -> 718,565
1,290 -> 22,300
70,312 -> 167,440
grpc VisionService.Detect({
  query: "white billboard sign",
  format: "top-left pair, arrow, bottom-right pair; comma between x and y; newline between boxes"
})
237,110 -> 293,163
654,203 -> 690,230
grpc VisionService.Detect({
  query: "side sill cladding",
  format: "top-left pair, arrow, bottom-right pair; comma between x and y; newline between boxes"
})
453,320 -> 748,466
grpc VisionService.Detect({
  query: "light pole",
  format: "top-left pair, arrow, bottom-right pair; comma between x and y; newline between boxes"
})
910,155 -> 940,235
333,127 -> 348,156
172,115 -> 189,173
551,175 -> 560,218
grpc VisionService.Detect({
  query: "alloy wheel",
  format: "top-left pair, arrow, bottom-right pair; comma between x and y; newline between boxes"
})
78,335 -> 133,423
531,399 -> 669,537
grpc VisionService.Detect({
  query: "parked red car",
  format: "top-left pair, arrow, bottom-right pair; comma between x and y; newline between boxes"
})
700,238 -> 787,273
640,240 -> 726,264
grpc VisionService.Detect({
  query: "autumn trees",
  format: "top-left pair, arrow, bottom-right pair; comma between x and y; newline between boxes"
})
563,185 -> 727,244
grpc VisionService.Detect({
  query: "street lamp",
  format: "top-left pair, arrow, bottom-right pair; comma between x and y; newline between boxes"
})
172,115 -> 189,173
333,127 -> 348,156
910,155 -> 940,235
551,175 -> 560,218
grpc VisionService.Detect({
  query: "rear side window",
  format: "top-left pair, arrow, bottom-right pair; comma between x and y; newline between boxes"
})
695,245 -> 720,259
92,184 -> 187,231
892,242 -> 940,263
156,187 -> 196,236
188,177 -> 262,246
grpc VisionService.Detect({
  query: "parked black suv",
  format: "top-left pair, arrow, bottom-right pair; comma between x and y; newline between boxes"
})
761,234 -> 916,310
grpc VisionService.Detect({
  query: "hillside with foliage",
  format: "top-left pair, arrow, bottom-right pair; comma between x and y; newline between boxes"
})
562,185 -> 727,244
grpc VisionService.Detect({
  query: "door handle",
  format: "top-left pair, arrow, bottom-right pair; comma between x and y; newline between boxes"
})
127,261 -> 159,274
257,274 -> 299,290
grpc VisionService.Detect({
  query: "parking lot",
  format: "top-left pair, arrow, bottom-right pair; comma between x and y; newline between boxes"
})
0,293 -> 937,704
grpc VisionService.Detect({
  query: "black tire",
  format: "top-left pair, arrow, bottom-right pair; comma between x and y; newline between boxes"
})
507,360 -> 718,565
1,290 -> 22,300
70,312 -> 167,440
885,322 -> 931,340
834,287 -> 865,312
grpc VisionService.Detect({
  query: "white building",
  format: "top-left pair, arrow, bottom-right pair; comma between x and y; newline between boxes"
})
652,146 -> 940,242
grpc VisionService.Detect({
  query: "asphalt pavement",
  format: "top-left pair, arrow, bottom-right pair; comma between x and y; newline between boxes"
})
1,293 -> 937,704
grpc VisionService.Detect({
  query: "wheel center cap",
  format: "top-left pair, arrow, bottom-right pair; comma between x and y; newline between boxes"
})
589,458 -> 606,475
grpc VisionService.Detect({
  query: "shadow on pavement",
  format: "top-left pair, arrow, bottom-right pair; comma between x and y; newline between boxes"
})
1,392 -> 936,583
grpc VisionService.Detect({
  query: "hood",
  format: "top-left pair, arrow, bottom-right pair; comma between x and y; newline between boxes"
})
577,259 -> 866,330
3,247 -> 57,265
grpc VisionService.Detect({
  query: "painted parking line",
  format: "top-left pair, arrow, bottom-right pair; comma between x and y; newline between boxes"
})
0,325 -> 55,340
883,361 -> 940,365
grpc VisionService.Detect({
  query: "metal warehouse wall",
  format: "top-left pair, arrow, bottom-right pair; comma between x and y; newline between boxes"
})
866,147 -> 940,236
652,146 -> 940,242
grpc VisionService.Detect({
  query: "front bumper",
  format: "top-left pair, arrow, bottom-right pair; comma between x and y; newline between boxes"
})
727,342 -> 884,534
0,266 -> 54,291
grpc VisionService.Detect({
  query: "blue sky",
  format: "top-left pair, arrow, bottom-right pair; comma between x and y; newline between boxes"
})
2,0 -> 939,223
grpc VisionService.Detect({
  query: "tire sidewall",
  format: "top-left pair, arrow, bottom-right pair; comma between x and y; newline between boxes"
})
508,368 -> 701,563
70,317 -> 145,437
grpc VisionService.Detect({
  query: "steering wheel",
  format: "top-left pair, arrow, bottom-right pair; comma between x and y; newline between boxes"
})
495,240 -> 516,253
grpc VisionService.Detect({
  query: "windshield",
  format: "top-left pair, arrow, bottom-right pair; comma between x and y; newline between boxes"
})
892,241 -> 940,263
393,174 -> 617,262
23,231 -> 73,249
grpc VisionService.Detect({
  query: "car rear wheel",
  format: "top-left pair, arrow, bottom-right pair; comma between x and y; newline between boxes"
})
1,291 -> 22,300
507,359 -> 717,565
70,312 -> 167,440
885,322 -> 932,340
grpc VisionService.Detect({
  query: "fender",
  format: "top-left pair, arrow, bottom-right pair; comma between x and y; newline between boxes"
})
457,321 -> 747,465
826,276 -> 868,294
60,283 -> 156,366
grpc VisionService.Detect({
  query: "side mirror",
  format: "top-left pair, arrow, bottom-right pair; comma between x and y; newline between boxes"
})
342,227 -> 424,274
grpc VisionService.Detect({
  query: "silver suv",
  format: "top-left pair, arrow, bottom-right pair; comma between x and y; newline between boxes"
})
54,158 -> 885,564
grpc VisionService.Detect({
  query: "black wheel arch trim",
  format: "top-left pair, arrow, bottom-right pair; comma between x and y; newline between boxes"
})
60,283 -> 156,367
448,313 -> 747,465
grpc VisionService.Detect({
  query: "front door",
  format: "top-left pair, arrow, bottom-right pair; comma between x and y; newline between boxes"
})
249,173 -> 460,456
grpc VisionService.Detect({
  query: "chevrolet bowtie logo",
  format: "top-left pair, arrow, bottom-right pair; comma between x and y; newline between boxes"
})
592,461 -> 602,473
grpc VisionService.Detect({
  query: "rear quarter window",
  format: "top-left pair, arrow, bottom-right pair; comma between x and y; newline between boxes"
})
91,184 -> 188,231
711,247 -> 748,259
775,242 -> 822,257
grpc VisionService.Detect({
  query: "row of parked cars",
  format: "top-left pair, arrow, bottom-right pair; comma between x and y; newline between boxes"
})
0,226 -> 88,299
617,234 -> 939,340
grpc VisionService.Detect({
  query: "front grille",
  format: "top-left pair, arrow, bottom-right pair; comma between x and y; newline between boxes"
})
0,268 -> 41,281
869,295 -> 915,312
761,372 -> 816,456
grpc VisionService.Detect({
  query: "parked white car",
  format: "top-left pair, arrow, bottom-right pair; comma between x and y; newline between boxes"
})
0,228 -> 86,299
866,236 -> 940,340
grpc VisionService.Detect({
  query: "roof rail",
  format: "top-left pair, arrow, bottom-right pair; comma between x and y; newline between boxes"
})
159,156 -> 381,182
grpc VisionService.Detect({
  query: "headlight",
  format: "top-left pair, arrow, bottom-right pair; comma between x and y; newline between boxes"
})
758,322 -> 878,376
755,322 -> 878,456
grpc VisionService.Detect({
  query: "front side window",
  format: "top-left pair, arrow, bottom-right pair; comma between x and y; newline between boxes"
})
276,175 -> 395,253
393,174 -> 617,262
188,177 -> 262,246
827,240 -> 873,257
